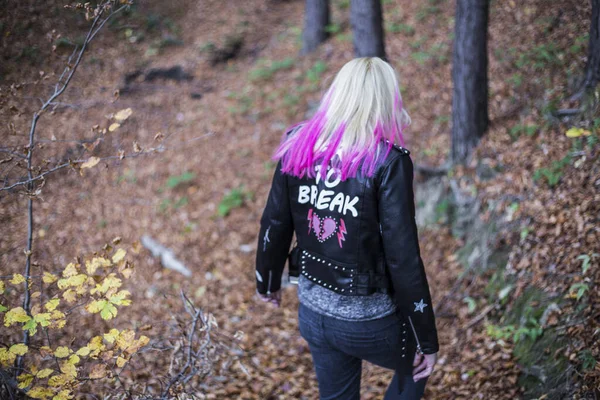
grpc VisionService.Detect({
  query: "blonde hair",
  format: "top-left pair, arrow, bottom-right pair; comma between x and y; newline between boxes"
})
275,57 -> 411,180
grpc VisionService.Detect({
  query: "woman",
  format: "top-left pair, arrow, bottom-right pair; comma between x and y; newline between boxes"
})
255,57 -> 439,400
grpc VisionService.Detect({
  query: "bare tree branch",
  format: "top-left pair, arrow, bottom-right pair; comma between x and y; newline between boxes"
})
0,149 -> 26,159
12,0 -> 130,378
162,293 -> 209,399
0,132 -> 214,193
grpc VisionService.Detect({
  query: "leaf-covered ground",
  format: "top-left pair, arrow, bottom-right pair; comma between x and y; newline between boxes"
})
1,0 -> 598,398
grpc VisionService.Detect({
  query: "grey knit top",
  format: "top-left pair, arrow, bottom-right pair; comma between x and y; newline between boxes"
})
297,274 -> 397,321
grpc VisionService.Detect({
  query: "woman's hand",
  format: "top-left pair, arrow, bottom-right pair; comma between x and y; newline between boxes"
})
412,351 -> 437,382
256,290 -> 282,307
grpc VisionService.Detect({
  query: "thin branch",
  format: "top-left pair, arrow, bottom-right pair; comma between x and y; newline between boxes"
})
0,369 -> 18,400
464,304 -> 495,329
554,108 -> 583,117
54,46 -> 78,93
12,0 -> 129,376
43,327 -> 62,372
162,293 -> 212,399
0,132 -> 214,193
89,5 -> 130,42
36,137 -> 103,144
0,149 -> 26,159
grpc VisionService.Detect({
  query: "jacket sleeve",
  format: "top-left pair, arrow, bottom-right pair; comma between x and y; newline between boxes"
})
377,153 -> 439,354
255,160 -> 294,294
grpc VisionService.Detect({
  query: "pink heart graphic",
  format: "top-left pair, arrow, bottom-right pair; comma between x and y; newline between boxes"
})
321,218 -> 337,240
308,209 -> 340,242
312,215 -> 320,236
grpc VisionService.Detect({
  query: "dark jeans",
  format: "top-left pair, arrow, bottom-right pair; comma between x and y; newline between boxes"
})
298,302 -> 428,400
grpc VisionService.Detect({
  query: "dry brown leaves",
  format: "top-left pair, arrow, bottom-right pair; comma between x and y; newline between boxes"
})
1,0 -> 598,398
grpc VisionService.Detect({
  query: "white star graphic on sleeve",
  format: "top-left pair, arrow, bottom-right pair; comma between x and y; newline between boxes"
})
414,299 -> 428,313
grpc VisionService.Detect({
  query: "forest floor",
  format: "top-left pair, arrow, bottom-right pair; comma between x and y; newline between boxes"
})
1,0 -> 598,399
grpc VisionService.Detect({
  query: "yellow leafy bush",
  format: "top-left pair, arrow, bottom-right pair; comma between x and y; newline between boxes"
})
0,246 -> 150,399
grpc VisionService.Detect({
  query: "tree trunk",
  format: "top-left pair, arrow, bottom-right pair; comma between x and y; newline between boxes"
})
350,0 -> 386,59
582,0 -> 600,91
301,0 -> 330,55
451,0 -> 489,165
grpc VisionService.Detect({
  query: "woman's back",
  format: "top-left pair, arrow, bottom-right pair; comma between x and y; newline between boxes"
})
286,141 -> 409,321
255,57 -> 439,398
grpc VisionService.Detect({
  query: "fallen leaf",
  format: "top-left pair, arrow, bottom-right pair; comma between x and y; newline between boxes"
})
80,156 -> 100,170
114,108 -> 133,122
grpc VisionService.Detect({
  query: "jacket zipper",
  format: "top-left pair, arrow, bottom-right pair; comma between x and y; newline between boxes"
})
408,316 -> 423,355
267,271 -> 273,294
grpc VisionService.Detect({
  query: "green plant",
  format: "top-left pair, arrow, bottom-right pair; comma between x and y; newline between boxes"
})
336,0 -> 350,9
571,136 -> 585,152
249,58 -> 295,82
173,196 -> 188,209
228,94 -> 253,115
411,51 -> 431,65
578,253 -> 599,274
540,97 -> 560,122
165,171 -> 195,190
569,34 -> 589,54
199,41 -> 216,53
416,4 -> 441,21
283,93 -> 300,107
484,269 -> 512,302
516,322 -> 543,342
337,33 -> 353,42
422,146 -> 438,157
158,198 -> 171,213
486,324 -> 514,340
497,284 -> 513,305
306,60 -> 328,83
287,26 -> 303,45
520,227 -> 530,242
578,349 -> 597,371
387,22 -> 415,36
515,43 -> 562,71
509,124 -> 538,140
434,198 -> 450,223
486,318 -> 543,344
508,73 -> 523,88
586,131 -> 599,149
493,47 -> 506,63
218,186 -> 252,217
532,155 -> 571,188
182,222 -> 197,234
430,42 -> 449,63
463,296 -> 476,314
158,196 -> 188,213
325,23 -> 342,34
409,36 -> 428,50
264,161 -> 277,171
568,282 -> 589,301
409,40 -> 448,65
116,169 -> 137,184
434,115 -> 450,125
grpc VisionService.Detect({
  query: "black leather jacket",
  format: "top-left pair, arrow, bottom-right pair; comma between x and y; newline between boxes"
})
255,141 -> 439,355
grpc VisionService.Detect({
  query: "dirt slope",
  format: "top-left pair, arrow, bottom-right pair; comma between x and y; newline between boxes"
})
1,0 -> 597,399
